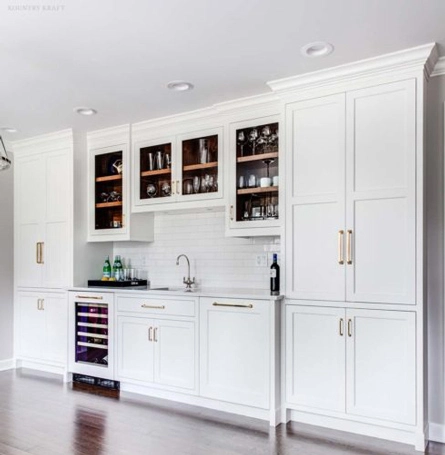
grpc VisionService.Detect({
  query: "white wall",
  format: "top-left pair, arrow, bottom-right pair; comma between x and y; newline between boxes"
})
0,158 -> 14,361
114,210 -> 280,290
427,74 -> 445,441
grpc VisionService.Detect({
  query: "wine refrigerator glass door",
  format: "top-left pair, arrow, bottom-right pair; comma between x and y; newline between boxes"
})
75,302 -> 109,367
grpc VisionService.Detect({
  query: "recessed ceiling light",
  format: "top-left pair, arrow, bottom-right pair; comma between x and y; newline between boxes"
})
301,41 -> 334,58
0,127 -> 18,133
167,81 -> 194,91
74,107 -> 97,116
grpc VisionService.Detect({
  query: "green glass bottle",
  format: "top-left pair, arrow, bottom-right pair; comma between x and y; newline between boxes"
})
103,256 -> 111,280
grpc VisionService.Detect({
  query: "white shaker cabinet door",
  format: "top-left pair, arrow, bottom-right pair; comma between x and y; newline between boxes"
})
346,309 -> 416,425
154,320 -> 196,391
15,155 -> 45,288
345,80 -> 416,304
200,298 -> 270,409
17,292 -> 46,361
286,94 -> 346,301
285,305 -> 346,413
117,316 -> 155,383
44,293 -> 68,364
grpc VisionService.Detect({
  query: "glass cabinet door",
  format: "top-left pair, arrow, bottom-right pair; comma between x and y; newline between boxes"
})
139,142 -> 173,202
235,121 -> 279,223
180,133 -> 220,199
94,150 -> 124,230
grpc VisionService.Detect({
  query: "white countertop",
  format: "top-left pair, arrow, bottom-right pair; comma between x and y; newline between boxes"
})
69,285 -> 283,301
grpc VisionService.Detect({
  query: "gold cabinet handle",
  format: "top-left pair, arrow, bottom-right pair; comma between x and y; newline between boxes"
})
36,243 -> 40,264
212,302 -> 253,309
230,205 -> 234,221
338,230 -> 344,265
347,319 -> 352,337
347,230 -> 353,265
339,318 -> 344,336
176,180 -> 180,195
141,304 -> 165,310
37,299 -> 41,310
172,180 -> 176,195
121,213 -> 125,228
40,242 -> 44,264
41,299 -> 44,311
148,326 -> 153,342
154,327 -> 158,342
75,295 -> 104,300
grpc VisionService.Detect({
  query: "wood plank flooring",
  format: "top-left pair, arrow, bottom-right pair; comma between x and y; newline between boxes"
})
0,369 -> 440,455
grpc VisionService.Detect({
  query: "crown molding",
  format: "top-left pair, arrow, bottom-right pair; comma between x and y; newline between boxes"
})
268,43 -> 438,97
12,128 -> 73,156
214,92 -> 279,114
87,124 -> 130,149
432,56 -> 445,77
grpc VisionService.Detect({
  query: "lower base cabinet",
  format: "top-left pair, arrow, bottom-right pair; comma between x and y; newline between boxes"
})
16,290 -> 67,365
286,304 -> 416,425
199,297 -> 271,409
117,315 -> 196,391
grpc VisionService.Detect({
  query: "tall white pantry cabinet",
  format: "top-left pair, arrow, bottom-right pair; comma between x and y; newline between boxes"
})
270,44 -> 438,450
13,130 -> 107,376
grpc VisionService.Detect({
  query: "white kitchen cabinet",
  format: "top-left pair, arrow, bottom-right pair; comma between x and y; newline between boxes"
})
87,126 -> 154,242
132,126 -> 224,212
346,308 -> 416,424
286,94 -> 346,300
345,81 -> 416,304
16,290 -> 67,366
117,316 -> 155,383
285,303 -> 416,426
226,115 -> 281,237
285,305 -> 345,413
117,315 -> 196,391
15,149 -> 71,289
200,297 -> 270,409
286,80 -> 416,305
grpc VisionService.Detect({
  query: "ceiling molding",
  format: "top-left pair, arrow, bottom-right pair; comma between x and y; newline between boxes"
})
267,43 -> 438,96
432,57 -> 445,77
12,128 -> 73,156
87,124 -> 130,149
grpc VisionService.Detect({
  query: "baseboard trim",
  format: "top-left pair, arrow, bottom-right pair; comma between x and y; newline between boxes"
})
16,359 -> 66,377
289,410 -> 417,447
0,358 -> 15,371
429,423 -> 445,443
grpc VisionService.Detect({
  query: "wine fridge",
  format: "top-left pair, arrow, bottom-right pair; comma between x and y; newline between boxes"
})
68,292 -> 115,380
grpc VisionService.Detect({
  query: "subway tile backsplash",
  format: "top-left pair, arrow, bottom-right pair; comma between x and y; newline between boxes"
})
113,211 -> 280,290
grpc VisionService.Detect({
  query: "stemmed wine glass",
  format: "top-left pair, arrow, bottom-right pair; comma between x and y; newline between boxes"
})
193,176 -> 200,194
263,158 -> 275,179
249,128 -> 259,154
237,131 -> 247,157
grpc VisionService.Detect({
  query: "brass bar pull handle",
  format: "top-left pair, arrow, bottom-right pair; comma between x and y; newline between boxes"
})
37,299 -> 41,310
348,319 -> 352,337
36,243 -> 40,264
141,304 -> 165,310
347,230 -> 353,265
172,180 -> 176,195
338,230 -> 344,265
176,180 -> 180,195
148,327 -> 153,342
154,327 -> 158,342
40,242 -> 44,264
339,318 -> 344,336
41,299 -> 44,311
230,205 -> 234,221
75,295 -> 104,300
212,302 -> 253,309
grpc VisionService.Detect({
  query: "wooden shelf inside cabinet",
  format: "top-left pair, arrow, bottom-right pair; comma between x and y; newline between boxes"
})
237,152 -> 278,164
183,161 -> 218,172
237,186 -> 279,195
141,169 -> 171,177
95,201 -> 123,209
95,175 -> 122,183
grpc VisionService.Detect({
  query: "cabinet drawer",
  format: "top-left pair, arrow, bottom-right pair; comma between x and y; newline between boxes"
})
116,295 -> 196,317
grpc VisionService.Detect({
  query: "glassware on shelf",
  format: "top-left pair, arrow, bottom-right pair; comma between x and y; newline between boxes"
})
193,176 -> 200,194
199,139 -> 209,164
156,151 -> 165,170
249,128 -> 259,154
147,152 -> 155,171
237,131 -> 247,157
146,182 -> 157,198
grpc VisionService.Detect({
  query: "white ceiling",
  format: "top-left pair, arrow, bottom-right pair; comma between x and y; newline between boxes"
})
1,0 -> 445,139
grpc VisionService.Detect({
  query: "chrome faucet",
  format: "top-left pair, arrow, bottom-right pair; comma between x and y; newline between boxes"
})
176,254 -> 195,292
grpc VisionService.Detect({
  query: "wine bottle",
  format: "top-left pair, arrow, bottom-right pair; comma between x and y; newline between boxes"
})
270,254 -> 280,296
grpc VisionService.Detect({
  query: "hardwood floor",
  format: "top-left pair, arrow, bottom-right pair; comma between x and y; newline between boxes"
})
0,369 -> 439,455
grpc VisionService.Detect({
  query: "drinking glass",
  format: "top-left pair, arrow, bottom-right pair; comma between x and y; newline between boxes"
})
249,128 -> 259,154
193,176 -> 200,193
237,131 -> 247,156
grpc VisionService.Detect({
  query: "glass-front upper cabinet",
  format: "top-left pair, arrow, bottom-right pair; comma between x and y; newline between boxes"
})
227,115 -> 281,237
88,125 -> 154,242
133,127 -> 224,211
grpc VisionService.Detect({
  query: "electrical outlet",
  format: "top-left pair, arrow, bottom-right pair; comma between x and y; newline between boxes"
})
255,254 -> 267,267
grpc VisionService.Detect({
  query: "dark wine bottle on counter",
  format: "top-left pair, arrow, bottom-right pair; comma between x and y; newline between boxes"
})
270,254 -> 280,296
